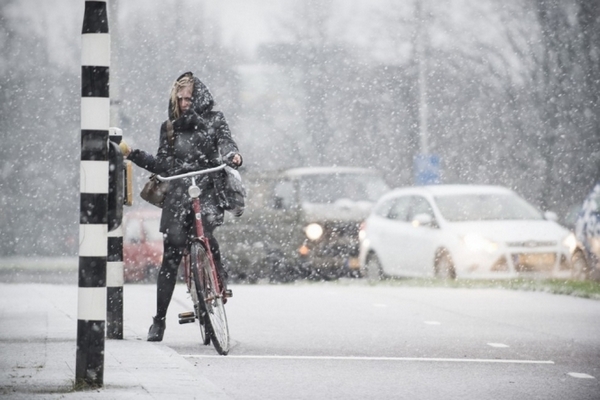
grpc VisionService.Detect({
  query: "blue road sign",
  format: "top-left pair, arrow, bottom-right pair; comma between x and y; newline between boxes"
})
414,154 -> 440,185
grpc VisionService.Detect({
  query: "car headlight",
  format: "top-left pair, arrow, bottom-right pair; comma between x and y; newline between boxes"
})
305,223 -> 324,241
562,232 -> 577,254
358,221 -> 366,241
462,234 -> 498,253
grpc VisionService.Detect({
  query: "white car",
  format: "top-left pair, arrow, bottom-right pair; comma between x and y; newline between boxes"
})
359,185 -> 576,279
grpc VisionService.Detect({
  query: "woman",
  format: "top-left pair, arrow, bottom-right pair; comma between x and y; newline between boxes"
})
121,72 -> 242,341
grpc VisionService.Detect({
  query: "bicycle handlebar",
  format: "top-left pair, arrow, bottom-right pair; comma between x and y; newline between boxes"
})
156,164 -> 226,182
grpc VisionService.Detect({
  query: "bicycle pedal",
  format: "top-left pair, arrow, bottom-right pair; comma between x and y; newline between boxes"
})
178,311 -> 195,319
179,317 -> 195,324
224,289 -> 233,298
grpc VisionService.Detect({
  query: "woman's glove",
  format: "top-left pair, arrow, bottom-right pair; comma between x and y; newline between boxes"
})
119,140 -> 131,157
223,151 -> 242,169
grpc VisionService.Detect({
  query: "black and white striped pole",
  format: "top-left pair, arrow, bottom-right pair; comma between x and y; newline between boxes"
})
77,0 -> 110,386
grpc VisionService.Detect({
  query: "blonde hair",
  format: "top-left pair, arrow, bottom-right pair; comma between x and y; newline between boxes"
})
169,75 -> 194,119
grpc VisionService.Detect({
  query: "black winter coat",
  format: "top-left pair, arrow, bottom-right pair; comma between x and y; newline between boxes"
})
128,73 -> 241,239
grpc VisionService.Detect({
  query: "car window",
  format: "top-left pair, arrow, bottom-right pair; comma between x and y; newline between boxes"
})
590,191 -> 600,213
374,199 -> 394,217
408,196 -> 435,221
387,196 -> 411,221
434,193 -> 543,221
297,173 -> 388,204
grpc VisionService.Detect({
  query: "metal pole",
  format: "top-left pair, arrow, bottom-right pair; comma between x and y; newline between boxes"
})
77,0 -> 110,387
107,127 -> 124,339
107,0 -> 124,339
416,0 -> 429,155
109,0 -> 120,128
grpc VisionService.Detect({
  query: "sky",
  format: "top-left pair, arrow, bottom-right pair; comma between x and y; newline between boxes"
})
207,0 -> 393,55
205,0 -> 287,54
7,0 -> 414,69
8,0 -> 286,66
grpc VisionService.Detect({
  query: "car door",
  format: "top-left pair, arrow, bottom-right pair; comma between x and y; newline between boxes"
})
375,195 -> 412,275
403,196 -> 439,276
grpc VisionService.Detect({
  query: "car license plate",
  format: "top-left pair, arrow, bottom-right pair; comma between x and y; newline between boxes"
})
514,253 -> 556,271
347,257 -> 361,270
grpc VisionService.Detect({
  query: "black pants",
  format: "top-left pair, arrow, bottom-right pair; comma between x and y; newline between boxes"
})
154,218 -> 226,321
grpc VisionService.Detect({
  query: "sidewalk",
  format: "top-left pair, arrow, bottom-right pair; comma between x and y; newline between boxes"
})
0,283 -> 232,399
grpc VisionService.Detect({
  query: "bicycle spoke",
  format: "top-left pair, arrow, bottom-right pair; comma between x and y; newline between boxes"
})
190,243 -> 211,346
202,258 -> 230,355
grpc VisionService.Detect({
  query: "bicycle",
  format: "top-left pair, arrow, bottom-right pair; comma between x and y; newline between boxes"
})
156,164 -> 232,355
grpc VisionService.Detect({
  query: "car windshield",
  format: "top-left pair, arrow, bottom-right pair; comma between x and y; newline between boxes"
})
434,193 -> 543,222
298,173 -> 389,204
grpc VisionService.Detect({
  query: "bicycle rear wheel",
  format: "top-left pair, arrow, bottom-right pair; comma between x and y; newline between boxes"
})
201,251 -> 230,355
190,243 -> 211,346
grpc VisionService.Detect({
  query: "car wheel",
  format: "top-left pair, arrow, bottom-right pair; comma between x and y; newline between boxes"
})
318,268 -> 340,281
571,249 -> 590,281
434,249 -> 456,280
365,253 -> 384,282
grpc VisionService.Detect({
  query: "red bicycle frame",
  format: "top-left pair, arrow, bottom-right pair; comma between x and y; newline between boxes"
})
190,187 -> 224,297
160,165 -> 227,298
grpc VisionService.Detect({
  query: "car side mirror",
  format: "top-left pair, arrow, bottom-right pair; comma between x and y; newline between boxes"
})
273,196 -> 285,209
544,211 -> 558,222
412,213 -> 433,228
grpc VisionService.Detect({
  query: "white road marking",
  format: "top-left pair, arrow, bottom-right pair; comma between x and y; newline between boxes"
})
372,303 -> 387,308
424,321 -> 441,325
183,354 -> 554,364
487,343 -> 509,348
567,372 -> 595,379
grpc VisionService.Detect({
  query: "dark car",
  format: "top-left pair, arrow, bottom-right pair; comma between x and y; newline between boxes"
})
216,167 -> 389,282
123,209 -> 163,282
572,182 -> 600,280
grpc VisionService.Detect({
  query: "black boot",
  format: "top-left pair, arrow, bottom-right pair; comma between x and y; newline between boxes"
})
147,316 -> 166,342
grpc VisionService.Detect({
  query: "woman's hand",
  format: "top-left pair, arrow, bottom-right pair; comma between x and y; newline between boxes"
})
119,140 -> 132,157
223,151 -> 242,168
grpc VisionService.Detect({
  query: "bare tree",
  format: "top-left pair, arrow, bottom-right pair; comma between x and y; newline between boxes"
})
0,0 -> 80,256
531,0 -> 600,211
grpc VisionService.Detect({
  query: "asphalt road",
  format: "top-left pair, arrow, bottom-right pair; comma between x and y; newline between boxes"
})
2,266 -> 599,399
159,282 -> 600,400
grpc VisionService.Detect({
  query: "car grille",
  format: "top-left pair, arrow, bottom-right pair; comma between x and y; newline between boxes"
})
325,222 -> 359,238
314,222 -> 360,258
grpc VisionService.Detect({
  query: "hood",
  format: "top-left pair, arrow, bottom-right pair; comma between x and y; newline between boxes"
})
168,72 -> 215,120
302,200 -> 373,223
448,219 -> 571,243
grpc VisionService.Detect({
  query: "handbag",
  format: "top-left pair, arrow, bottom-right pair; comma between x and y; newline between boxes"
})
140,174 -> 169,208
221,166 -> 246,217
140,121 -> 174,208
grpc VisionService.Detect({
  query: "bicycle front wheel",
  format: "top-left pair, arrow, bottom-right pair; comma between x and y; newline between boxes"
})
190,243 -> 211,346
201,252 -> 230,355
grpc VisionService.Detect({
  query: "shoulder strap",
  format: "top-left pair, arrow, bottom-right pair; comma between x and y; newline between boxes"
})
166,120 -> 174,148
166,120 -> 175,169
